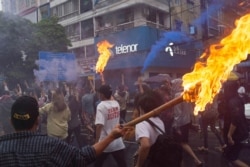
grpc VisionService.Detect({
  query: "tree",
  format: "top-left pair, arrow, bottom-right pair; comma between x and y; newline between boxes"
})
0,12 -> 71,88
32,16 -> 71,52
0,12 -> 34,86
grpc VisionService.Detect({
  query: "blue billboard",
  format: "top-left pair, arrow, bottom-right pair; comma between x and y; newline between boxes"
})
34,51 -> 77,82
95,26 -> 158,56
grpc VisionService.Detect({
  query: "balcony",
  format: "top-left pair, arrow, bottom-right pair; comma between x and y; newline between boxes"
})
57,11 -> 79,22
95,0 -> 123,9
96,19 -> 170,36
68,35 -> 81,42
155,0 -> 169,5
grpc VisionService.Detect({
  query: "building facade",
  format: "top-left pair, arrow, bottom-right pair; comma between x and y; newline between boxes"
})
48,0 -> 206,90
2,0 -> 50,23
4,0 -> 245,90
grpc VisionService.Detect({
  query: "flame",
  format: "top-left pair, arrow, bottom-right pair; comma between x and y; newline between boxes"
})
95,40 -> 114,73
182,13 -> 250,115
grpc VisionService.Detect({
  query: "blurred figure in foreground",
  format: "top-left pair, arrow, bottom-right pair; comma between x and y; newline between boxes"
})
223,81 -> 249,167
171,78 -> 203,167
0,91 -> 15,135
0,95 -> 127,166
134,90 -> 166,167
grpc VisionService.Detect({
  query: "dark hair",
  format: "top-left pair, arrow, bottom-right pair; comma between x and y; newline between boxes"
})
11,95 -> 39,131
137,90 -> 164,114
98,84 -> 112,99
223,80 -> 239,102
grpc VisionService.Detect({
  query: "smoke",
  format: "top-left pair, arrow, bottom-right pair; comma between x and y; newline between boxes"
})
33,58 -> 77,82
142,0 -> 224,73
141,31 -> 191,73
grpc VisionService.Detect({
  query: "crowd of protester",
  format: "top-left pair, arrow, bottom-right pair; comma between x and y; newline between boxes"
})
0,76 -> 249,167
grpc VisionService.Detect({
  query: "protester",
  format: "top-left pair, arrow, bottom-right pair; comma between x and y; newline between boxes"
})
238,86 -> 248,104
134,90 -> 166,167
0,91 -> 15,135
0,95 -> 127,166
94,84 -> 127,167
198,97 -> 226,152
67,94 -> 86,147
39,88 -> 71,140
223,80 -> 249,167
2,81 -> 9,92
114,84 -> 129,123
38,89 -> 48,107
82,86 -> 95,136
171,78 -> 203,167
14,83 -> 22,97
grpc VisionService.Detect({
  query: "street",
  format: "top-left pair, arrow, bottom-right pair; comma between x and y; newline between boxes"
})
83,110 -> 250,167
86,129 -> 250,167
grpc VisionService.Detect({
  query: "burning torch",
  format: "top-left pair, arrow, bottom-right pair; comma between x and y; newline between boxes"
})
95,40 -> 114,85
123,13 -> 250,127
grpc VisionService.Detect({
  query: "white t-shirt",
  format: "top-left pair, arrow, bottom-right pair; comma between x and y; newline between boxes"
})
135,117 -> 165,145
95,100 -> 125,152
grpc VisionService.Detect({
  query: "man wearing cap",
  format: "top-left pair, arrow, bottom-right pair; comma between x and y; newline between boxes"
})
0,95 -> 127,166
94,84 -> 127,167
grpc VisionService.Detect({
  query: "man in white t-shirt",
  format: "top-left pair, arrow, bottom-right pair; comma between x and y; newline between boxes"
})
94,84 -> 127,167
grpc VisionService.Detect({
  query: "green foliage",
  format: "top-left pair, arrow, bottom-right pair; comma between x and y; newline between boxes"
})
33,16 -> 71,52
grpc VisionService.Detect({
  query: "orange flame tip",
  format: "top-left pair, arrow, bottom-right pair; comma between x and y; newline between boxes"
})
96,40 -> 114,73
182,13 -> 250,115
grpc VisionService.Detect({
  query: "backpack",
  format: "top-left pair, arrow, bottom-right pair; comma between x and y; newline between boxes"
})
145,119 -> 183,167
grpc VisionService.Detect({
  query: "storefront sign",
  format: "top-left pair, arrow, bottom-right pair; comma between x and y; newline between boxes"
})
165,43 -> 187,56
115,44 -> 138,55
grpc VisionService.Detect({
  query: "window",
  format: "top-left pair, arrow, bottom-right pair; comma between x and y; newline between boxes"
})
64,1 -> 71,15
64,0 -> 78,15
175,19 -> 182,31
58,5 -> 63,17
50,0 -> 79,18
81,19 -> 94,39
96,14 -> 114,29
80,0 -> 92,13
189,25 -> 197,35
146,8 -> 157,23
159,11 -> 164,25
51,7 -> 57,17
187,0 -> 194,5
40,4 -> 50,19
116,9 -> 132,25
187,1 -> 194,12
65,23 -> 80,41
96,17 -> 104,29
86,45 -> 95,57
174,0 -> 181,5
72,47 -> 84,58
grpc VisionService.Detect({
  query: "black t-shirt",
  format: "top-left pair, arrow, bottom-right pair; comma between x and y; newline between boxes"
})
225,96 -> 249,143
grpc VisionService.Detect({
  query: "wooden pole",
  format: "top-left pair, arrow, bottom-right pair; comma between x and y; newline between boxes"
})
100,72 -> 105,85
121,73 -> 124,85
123,95 -> 184,127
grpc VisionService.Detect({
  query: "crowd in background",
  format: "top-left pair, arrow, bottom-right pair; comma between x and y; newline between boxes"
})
0,76 -> 249,167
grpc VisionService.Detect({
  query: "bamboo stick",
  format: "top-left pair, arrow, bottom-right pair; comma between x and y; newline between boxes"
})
123,95 -> 184,127
100,72 -> 105,85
